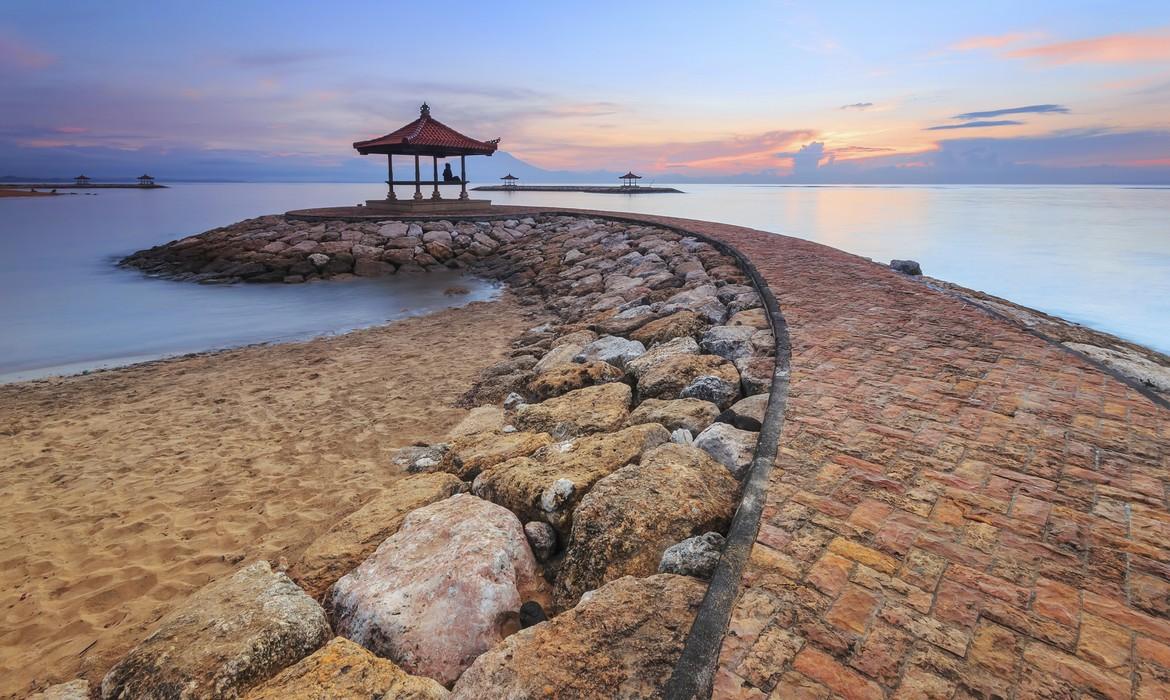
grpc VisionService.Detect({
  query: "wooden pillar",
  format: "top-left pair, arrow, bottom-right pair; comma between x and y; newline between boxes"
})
431,156 -> 441,200
386,154 -> 396,200
413,155 -> 422,200
459,155 -> 468,200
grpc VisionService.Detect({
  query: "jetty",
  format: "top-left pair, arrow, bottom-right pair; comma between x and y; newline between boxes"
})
473,184 -> 682,193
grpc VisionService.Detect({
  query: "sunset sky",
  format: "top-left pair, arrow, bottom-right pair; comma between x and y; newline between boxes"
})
2,1 -> 1169,182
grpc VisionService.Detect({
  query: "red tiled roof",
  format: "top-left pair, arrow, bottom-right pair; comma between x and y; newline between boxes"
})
354,103 -> 499,156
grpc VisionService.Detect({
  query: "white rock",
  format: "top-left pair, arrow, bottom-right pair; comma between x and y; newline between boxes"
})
694,423 -> 758,479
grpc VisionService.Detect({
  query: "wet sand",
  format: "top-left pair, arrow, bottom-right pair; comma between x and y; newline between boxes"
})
0,295 -> 545,697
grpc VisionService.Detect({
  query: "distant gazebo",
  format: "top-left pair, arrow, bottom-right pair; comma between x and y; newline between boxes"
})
353,103 -> 499,207
501,174 -> 519,189
74,175 -> 91,186
620,171 -> 642,188
137,174 -> 155,186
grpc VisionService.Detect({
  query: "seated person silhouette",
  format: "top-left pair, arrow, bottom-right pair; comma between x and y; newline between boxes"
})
442,163 -> 461,183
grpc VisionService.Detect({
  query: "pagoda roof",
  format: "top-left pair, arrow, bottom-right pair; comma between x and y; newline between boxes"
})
501,174 -> 518,180
620,172 -> 641,179
354,103 -> 500,157
139,174 -> 153,178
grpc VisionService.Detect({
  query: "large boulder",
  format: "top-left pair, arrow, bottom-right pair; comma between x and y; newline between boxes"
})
700,325 -> 757,362
694,423 -> 758,479
572,335 -> 646,369
553,444 -> 738,609
329,494 -> 549,688
472,423 -> 671,539
718,393 -> 770,431
526,361 -> 624,401
625,336 -> 700,379
626,397 -> 720,433
736,355 -> 775,396
290,473 -> 467,598
659,532 -> 725,579
451,575 -> 705,699
244,637 -> 448,699
680,374 -> 740,410
439,430 -> 554,480
637,354 -> 739,405
629,311 -> 708,347
532,343 -> 583,373
727,308 -> 769,329
512,383 -> 632,437
101,561 -> 330,700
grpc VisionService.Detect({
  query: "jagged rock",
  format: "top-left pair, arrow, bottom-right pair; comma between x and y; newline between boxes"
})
461,369 -> 536,406
659,532 -> 725,579
523,521 -> 557,562
750,329 -> 776,356
440,430 -> 554,481
572,335 -> 646,369
694,423 -> 758,479
512,383 -> 632,437
671,428 -> 694,444
379,222 -> 410,238
718,393 -> 769,431
700,325 -> 757,362
715,284 -> 756,303
629,311 -> 709,346
532,343 -> 584,373
680,374 -> 740,409
244,637 -> 449,699
553,444 -> 738,609
391,444 -> 450,473
447,405 -> 506,438
354,259 -> 395,277
637,354 -> 739,404
625,336 -> 700,379
503,392 -> 525,410
890,259 -> 922,275
626,397 -> 720,433
727,308 -> 769,329
101,561 -> 330,700
451,575 -> 704,699
307,252 -> 328,268
736,355 -> 775,396
290,472 -> 467,598
30,680 -> 89,700
526,361 -> 624,401
472,423 -> 671,539
519,601 -> 547,628
329,494 -> 549,687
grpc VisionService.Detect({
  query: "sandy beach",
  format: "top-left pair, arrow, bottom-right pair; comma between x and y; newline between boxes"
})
0,295 -> 545,697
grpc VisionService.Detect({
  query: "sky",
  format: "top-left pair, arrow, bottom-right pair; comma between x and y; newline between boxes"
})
2,1 -> 1169,183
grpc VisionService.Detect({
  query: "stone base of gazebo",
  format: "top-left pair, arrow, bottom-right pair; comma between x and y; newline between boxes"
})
362,198 -> 494,214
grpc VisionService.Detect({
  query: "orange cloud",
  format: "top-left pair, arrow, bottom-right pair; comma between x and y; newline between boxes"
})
949,32 -> 1039,52
1007,29 -> 1170,64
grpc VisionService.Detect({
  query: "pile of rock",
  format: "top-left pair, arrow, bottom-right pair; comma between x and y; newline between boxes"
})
119,216 -> 537,284
59,214 -> 777,698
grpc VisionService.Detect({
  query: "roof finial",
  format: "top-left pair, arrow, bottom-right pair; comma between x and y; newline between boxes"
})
420,102 -> 430,117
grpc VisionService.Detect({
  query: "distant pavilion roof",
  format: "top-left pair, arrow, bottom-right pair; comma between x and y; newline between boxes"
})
139,173 -> 153,178
354,103 -> 500,157
501,174 -> 519,180
620,172 -> 642,180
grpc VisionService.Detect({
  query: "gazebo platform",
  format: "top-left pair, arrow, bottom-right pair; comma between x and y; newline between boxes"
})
361,197 -> 493,213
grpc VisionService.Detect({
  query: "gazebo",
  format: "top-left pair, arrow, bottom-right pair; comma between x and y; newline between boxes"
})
354,103 -> 498,209
620,171 -> 642,188
137,174 -> 155,186
501,174 -> 519,189
74,175 -> 91,186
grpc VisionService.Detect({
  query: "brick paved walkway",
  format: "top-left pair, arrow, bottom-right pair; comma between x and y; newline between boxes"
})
540,211 -> 1170,700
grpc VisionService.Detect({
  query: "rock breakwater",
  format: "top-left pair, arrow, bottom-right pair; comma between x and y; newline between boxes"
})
86,213 -> 780,696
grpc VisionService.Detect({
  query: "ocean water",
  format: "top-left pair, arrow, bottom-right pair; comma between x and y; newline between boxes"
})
1,182 -> 1167,383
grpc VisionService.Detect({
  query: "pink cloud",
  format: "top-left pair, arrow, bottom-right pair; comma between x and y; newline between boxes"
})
949,32 -> 1040,52
1006,29 -> 1170,65
0,34 -> 55,69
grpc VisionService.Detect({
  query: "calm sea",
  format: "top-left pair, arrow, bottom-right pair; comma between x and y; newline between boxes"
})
1,183 -> 1167,382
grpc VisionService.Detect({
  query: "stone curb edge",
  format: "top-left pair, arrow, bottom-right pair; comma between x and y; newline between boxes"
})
285,208 -> 792,698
